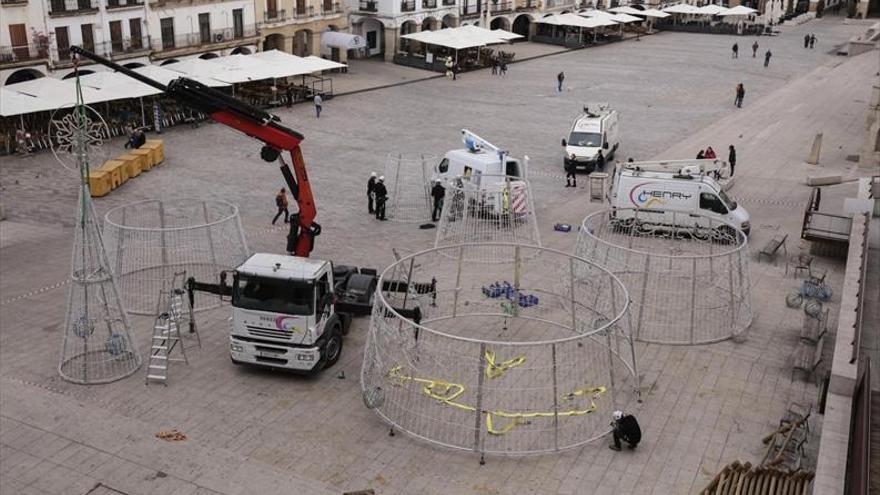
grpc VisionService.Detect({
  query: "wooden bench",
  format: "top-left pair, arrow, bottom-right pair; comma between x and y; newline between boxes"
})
758,233 -> 788,264
792,334 -> 824,383
800,308 -> 828,343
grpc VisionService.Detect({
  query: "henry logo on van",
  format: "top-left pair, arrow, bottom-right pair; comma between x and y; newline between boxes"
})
630,182 -> 692,208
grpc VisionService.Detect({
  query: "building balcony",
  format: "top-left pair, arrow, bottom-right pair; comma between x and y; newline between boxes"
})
321,2 -> 342,14
401,0 -> 416,10
154,25 -> 257,52
48,0 -> 98,16
423,0 -> 437,7
460,3 -> 479,16
0,44 -> 50,67
516,0 -> 536,9
1,0 -> 29,6
359,0 -> 378,10
106,0 -> 144,9
442,0 -> 455,5
105,36 -> 151,55
492,0 -> 512,11
263,8 -> 288,22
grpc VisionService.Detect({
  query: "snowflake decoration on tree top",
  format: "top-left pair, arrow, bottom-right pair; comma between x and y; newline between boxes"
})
50,104 -> 108,172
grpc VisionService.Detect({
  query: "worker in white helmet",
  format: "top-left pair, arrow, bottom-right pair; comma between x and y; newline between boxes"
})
610,410 -> 641,451
374,176 -> 388,221
367,172 -> 378,214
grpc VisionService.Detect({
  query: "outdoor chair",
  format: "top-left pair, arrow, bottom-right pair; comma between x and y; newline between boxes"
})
758,233 -> 788,264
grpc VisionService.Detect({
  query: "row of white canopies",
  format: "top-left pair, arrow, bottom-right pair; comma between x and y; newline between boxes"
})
401,25 -> 524,50
535,4 -> 757,30
0,49 -> 346,117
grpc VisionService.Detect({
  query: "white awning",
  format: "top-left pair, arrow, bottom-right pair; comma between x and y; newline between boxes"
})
250,50 -> 347,75
662,4 -> 703,14
537,13 -> 617,28
0,77 -> 107,116
697,4 -> 730,15
209,54 -> 291,82
579,9 -> 640,23
132,65 -> 229,88
321,31 -> 366,50
78,71 -> 163,100
609,5 -> 644,15
637,8 -> 671,17
718,5 -> 757,15
163,58 -> 242,84
401,25 -> 522,50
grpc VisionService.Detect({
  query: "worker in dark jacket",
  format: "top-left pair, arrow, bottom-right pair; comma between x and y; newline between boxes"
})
596,150 -> 606,171
610,410 -> 641,451
431,179 -> 445,222
374,176 -> 388,220
367,172 -> 377,214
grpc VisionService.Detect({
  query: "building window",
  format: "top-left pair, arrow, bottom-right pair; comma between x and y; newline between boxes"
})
129,18 -> 143,49
233,9 -> 244,38
81,24 -> 95,52
56,26 -> 70,60
199,13 -> 211,43
109,20 -> 123,53
161,17 -> 175,49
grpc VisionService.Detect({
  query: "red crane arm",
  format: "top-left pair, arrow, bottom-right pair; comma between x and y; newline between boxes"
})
69,46 -> 320,257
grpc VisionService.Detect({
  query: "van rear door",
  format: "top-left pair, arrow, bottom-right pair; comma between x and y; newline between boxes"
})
505,159 -> 522,178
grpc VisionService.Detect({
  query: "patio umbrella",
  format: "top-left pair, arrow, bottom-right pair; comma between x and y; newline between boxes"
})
609,5 -> 645,15
718,5 -> 758,15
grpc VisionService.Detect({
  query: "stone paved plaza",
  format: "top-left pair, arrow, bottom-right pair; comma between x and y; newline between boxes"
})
1,16 -> 878,495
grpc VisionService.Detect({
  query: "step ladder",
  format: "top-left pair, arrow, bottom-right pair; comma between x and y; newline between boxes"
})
146,273 -> 199,385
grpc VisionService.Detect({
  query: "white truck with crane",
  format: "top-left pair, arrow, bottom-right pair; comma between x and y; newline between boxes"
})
72,47 -> 432,375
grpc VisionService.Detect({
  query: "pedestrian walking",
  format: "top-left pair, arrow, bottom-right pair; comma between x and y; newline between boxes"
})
557,71 -> 565,92
500,60 -> 508,75
367,172 -> 377,214
286,211 -> 300,255
286,86 -> 293,108
734,83 -> 745,108
764,49 -> 772,67
809,34 -> 816,48
804,34 -> 810,48
374,176 -> 388,220
728,145 -> 736,177
492,58 -> 499,75
752,41 -> 759,57
596,150 -> 606,171
731,43 -> 739,59
314,93 -> 323,118
431,179 -> 445,221
564,159 -> 577,187
609,410 -> 642,451
452,62 -> 460,81
272,188 -> 290,225
445,56 -> 454,79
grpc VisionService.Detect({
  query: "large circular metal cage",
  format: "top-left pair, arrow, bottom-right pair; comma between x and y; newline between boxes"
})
434,175 -> 541,263
575,208 -> 753,345
103,198 -> 250,315
361,243 -> 639,456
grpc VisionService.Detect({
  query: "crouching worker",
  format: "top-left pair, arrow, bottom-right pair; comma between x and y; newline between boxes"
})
610,410 -> 641,451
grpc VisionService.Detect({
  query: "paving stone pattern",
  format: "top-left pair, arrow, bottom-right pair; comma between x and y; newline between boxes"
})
1,16 -> 876,495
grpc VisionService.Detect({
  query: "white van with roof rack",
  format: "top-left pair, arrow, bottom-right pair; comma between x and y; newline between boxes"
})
562,104 -> 620,173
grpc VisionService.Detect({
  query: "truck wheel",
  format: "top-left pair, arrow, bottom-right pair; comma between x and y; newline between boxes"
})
322,329 -> 343,369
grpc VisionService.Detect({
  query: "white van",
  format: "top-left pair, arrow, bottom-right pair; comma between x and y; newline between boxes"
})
562,105 -> 620,173
435,129 -> 527,181
610,159 -> 750,236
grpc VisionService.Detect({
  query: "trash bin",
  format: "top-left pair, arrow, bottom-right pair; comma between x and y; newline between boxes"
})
589,172 -> 609,203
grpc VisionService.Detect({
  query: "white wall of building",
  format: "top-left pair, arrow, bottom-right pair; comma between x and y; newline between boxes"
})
146,0 -> 257,46
0,2 -> 47,47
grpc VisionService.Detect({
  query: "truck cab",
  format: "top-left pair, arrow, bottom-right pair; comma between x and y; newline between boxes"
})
562,105 -> 620,173
229,253 -> 345,373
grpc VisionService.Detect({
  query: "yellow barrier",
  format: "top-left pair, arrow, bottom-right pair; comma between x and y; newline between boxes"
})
142,140 -> 164,165
96,160 -> 126,189
88,169 -> 112,197
117,153 -> 143,178
130,148 -> 154,169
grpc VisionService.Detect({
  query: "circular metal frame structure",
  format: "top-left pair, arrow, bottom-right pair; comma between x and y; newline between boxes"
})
576,208 -> 753,345
361,243 -> 639,456
103,198 -> 250,315
434,175 -> 541,263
